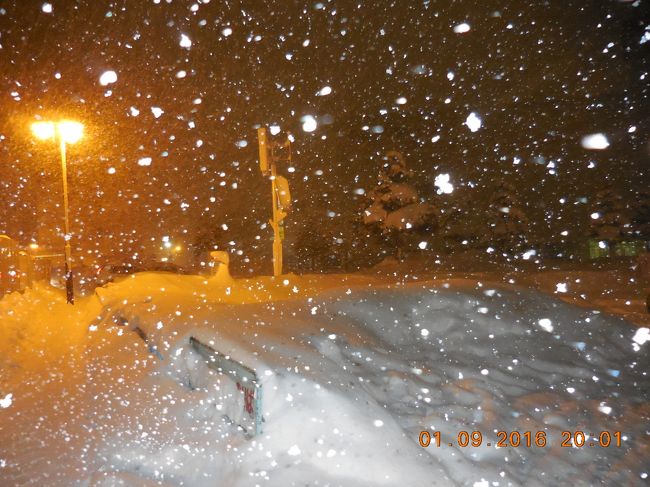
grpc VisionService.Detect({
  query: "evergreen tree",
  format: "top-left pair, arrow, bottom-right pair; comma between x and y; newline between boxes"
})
629,190 -> 650,242
363,151 -> 438,259
486,181 -> 529,252
589,187 -> 631,243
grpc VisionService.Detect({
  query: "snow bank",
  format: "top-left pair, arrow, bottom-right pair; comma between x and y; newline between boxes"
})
2,272 -> 647,486
81,280 -> 648,486
0,283 -> 100,374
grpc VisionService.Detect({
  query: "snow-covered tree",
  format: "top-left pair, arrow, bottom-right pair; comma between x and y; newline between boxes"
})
589,187 -> 631,244
486,181 -> 529,252
363,152 -> 438,259
629,190 -> 650,242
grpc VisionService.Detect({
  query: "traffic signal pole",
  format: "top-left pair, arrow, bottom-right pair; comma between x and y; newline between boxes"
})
258,127 -> 290,277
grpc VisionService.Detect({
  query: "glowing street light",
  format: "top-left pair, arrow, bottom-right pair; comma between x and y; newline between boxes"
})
30,119 -> 84,304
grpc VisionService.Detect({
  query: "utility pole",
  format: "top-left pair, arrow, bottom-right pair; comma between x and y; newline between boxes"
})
257,127 -> 292,277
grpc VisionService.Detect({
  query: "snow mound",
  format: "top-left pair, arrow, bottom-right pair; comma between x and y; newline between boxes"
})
84,283 -> 648,486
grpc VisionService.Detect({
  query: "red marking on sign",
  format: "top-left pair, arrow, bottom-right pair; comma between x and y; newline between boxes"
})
237,382 -> 255,416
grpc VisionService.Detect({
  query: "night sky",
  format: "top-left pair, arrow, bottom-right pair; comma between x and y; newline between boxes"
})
0,0 -> 648,270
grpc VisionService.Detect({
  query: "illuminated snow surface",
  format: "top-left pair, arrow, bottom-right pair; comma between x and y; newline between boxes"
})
0,268 -> 648,486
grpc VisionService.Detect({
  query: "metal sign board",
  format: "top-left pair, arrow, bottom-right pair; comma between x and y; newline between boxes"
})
257,127 -> 269,175
189,336 -> 264,436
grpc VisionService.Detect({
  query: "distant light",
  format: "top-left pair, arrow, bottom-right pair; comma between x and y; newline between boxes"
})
269,125 -> 281,135
301,115 -> 317,132
151,107 -> 164,118
431,135 -> 441,143
447,71 -> 455,80
222,27 -> 232,37
179,33 -> 192,48
453,22 -> 471,33
395,96 -> 407,105
418,241 -> 428,250
465,112 -> 482,132
138,157 -> 152,166
29,243 -> 39,250
107,167 -> 116,174
174,245 -> 182,252
317,86 -> 332,96
99,70 -> 118,86
371,125 -> 384,134
590,212 -> 600,219
42,3 -> 53,13
176,70 -> 187,79
236,140 -> 248,148
581,133 -> 609,150
129,106 -> 140,116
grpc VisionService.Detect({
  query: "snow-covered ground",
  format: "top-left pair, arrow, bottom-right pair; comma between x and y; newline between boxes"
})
1,266 -> 648,486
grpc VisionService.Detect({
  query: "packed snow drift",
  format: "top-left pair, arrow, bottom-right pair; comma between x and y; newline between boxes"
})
1,271 -> 649,486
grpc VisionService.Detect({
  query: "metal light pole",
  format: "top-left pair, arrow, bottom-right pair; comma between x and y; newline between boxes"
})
258,127 -> 292,277
31,120 -> 84,304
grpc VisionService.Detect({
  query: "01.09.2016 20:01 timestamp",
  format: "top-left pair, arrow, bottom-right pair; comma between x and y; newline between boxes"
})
419,430 -> 623,448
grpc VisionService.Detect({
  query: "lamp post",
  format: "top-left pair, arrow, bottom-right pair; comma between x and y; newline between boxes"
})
31,120 -> 84,304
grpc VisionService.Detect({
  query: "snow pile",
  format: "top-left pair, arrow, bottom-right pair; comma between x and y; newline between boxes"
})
79,280 -> 648,486
0,283 -> 100,373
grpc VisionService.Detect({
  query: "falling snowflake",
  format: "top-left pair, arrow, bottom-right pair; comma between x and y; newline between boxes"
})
287,445 -> 301,456
99,70 -> 118,86
0,393 -> 12,408
301,115 -> 317,132
179,33 -> 192,48
537,318 -> 554,333
581,133 -> 609,150
317,86 -> 332,96
434,173 -> 454,194
465,112 -> 482,132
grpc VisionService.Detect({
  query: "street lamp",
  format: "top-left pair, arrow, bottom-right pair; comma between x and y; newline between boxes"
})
31,120 -> 84,304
